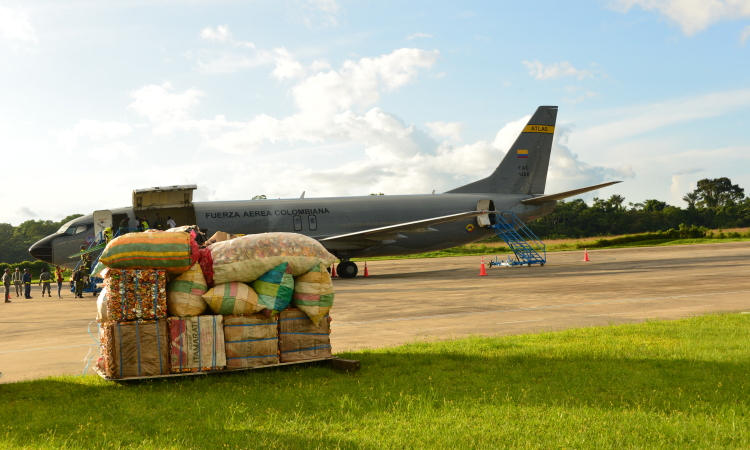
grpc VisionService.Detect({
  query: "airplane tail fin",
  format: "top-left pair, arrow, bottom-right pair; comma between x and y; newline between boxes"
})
446,105 -> 557,194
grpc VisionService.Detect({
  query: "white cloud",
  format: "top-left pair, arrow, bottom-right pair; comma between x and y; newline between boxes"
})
200,25 -> 255,48
406,32 -> 433,40
522,60 -> 603,80
86,141 -> 138,162
669,168 -> 703,205
295,0 -> 341,27
56,120 -> 132,150
563,86 -> 601,104
741,25 -> 750,44
425,121 -> 463,141
16,206 -> 38,219
0,5 -> 37,43
271,47 -> 307,80
610,0 -> 750,35
128,82 -> 204,126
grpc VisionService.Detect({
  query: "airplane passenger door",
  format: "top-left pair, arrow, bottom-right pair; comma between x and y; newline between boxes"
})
308,215 -> 317,231
93,210 -> 112,240
293,215 -> 302,231
476,200 -> 492,227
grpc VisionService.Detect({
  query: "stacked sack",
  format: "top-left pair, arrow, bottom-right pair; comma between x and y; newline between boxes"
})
95,230 -> 338,379
95,232 -> 197,378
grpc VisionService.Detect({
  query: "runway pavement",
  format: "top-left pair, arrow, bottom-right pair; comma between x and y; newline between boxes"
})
1,242 -> 749,383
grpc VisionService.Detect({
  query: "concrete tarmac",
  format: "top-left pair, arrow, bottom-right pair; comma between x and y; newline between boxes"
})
1,242 -> 749,383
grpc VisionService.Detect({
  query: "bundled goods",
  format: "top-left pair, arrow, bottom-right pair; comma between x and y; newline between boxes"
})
203,282 -> 261,315
251,262 -> 294,314
292,263 -> 334,326
206,231 -> 243,245
105,269 -> 167,322
99,319 -> 170,379
279,308 -> 332,363
209,232 -> 336,285
96,285 -> 110,323
99,231 -> 199,274
224,314 -> 279,368
166,263 -> 209,316
166,225 -> 208,246
168,316 -> 227,372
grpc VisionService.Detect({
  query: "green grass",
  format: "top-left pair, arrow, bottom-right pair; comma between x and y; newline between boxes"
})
353,235 -> 750,262
2,313 -> 749,449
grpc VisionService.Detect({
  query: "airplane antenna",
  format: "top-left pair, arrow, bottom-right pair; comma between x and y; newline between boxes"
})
300,191 -> 306,199
432,190 -> 435,195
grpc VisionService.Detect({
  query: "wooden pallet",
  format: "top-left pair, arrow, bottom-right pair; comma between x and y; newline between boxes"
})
94,356 -> 359,381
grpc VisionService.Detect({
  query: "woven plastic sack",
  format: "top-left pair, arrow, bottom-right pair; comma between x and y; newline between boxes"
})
279,308 -> 331,363
166,263 -> 209,317
203,282 -> 262,315
105,269 -> 167,322
99,319 -> 170,379
224,314 -> 279,368
99,231 -> 198,274
209,232 -> 336,285
251,263 -> 294,314
168,316 -> 226,372
292,263 -> 334,326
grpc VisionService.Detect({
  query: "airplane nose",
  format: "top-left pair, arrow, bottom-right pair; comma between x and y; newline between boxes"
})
29,236 -> 54,264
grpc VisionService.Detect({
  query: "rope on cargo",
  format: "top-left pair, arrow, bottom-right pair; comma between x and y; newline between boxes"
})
281,344 -> 332,354
79,320 -> 101,377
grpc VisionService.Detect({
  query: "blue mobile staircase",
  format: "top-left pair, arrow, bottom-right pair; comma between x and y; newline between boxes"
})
487,212 -> 546,267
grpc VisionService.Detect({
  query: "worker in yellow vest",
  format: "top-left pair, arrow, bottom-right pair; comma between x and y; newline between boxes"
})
141,217 -> 150,230
104,226 -> 113,244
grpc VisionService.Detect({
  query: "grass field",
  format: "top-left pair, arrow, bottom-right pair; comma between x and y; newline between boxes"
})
354,231 -> 750,262
1,313 -> 748,449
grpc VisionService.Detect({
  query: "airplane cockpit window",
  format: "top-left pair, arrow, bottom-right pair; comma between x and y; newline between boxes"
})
75,225 -> 91,234
57,217 -> 81,234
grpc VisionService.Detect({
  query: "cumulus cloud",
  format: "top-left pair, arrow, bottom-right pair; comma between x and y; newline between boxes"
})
200,25 -> 255,48
0,5 -> 37,43
16,206 -> 38,219
406,32 -> 433,40
56,120 -> 133,149
609,0 -> 750,35
522,60 -> 603,80
271,47 -> 307,80
128,82 -> 204,126
563,86 -> 601,104
86,141 -> 138,162
425,121 -> 462,141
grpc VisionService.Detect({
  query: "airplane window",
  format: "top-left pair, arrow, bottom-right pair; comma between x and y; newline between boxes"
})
308,215 -> 317,231
57,217 -> 81,233
293,215 -> 302,231
75,224 -> 91,234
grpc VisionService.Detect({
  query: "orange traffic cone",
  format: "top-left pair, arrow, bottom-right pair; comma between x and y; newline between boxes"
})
331,263 -> 337,277
583,248 -> 590,262
479,257 -> 488,276
363,262 -> 369,277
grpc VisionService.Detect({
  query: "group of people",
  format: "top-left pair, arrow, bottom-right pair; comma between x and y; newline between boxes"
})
117,213 -> 177,236
3,266 -> 67,303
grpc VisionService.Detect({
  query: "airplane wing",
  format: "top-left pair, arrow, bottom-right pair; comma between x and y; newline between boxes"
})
521,181 -> 622,205
319,210 -> 496,244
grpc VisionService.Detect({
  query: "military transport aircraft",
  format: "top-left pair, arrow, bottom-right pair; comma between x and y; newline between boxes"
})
29,106 -> 620,278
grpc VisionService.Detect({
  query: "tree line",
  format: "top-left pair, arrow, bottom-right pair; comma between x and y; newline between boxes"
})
0,214 -> 82,264
528,178 -> 749,238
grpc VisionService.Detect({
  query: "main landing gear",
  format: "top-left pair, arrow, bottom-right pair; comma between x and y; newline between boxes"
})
336,260 -> 358,278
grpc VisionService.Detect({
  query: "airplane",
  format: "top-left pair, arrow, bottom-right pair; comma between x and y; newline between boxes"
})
29,105 -> 620,278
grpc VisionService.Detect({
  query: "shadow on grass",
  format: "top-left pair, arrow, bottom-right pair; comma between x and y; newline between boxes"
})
2,339 -> 748,449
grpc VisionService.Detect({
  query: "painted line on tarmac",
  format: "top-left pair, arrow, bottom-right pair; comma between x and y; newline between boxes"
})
0,344 -> 91,354
332,290 -> 750,327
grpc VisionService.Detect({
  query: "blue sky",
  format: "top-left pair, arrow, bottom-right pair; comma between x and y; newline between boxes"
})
1,0 -> 749,225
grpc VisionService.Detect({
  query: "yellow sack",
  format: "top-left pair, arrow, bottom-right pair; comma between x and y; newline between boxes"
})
166,263 -> 209,317
292,263 -> 334,326
203,282 -> 262,315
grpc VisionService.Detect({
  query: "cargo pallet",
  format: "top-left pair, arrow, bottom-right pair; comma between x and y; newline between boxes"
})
93,356 -> 360,381
487,211 -> 546,267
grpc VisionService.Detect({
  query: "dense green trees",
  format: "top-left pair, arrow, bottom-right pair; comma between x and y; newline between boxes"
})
529,178 -> 749,239
0,214 -> 82,264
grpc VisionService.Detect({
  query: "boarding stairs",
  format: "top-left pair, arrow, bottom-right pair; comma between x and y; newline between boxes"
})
487,212 -> 546,267
68,227 -> 138,296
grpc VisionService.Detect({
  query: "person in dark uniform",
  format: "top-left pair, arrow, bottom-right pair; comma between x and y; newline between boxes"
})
22,269 -> 32,299
154,213 -> 164,230
73,269 -> 84,298
119,216 -> 130,236
80,245 -> 92,272
39,268 -> 52,297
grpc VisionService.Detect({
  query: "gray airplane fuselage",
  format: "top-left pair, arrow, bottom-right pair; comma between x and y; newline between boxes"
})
30,193 -> 555,267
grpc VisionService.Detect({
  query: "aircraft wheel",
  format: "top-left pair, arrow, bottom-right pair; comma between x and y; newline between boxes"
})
338,261 -> 358,278
540,263 -> 545,267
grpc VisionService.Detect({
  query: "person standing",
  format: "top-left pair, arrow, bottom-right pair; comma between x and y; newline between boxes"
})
119,216 -> 130,236
55,265 -> 65,298
22,268 -> 32,299
141,217 -> 150,231
12,267 -> 22,297
154,213 -> 164,230
73,269 -> 84,298
39,268 -> 52,297
104,226 -> 113,244
3,269 -> 11,303
80,245 -> 92,272
167,216 -> 176,229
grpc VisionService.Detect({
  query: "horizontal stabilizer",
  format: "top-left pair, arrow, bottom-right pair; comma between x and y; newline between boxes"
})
319,210 -> 497,243
521,181 -> 622,205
